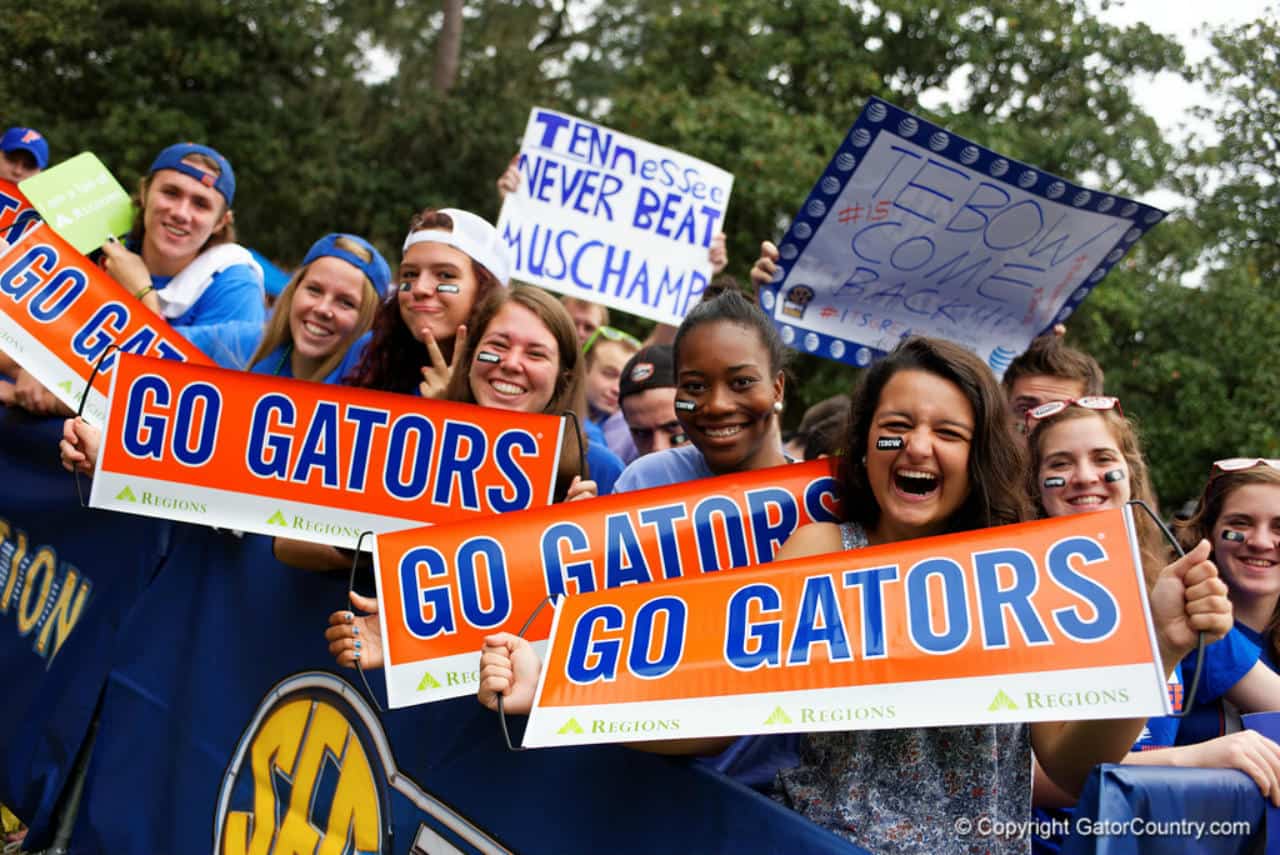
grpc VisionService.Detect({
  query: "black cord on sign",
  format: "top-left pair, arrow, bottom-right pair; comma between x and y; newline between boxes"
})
560,409 -> 587,492
497,594 -> 561,752
348,529 -> 384,715
73,344 -> 121,507
1127,499 -> 1204,718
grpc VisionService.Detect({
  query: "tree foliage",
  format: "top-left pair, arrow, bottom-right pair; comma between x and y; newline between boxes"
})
1,0 -> 1274,506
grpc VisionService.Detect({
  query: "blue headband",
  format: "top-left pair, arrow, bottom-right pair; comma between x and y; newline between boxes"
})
148,142 -> 236,205
300,233 -> 392,299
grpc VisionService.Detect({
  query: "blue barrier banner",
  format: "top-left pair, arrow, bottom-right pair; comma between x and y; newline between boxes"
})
757,97 -> 1166,376
0,409 -> 174,842
0,408 -> 867,854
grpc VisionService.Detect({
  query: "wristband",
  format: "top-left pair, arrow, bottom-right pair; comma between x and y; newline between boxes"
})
134,286 -> 154,300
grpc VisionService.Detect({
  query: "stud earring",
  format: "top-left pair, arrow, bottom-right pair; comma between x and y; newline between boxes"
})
772,401 -> 784,414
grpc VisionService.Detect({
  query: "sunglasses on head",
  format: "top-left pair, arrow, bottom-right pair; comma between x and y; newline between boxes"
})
583,325 -> 641,355
1025,396 -> 1123,431
1210,458 -> 1280,479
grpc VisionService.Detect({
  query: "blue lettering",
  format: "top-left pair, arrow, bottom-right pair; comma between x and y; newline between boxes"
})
290,401 -> 340,488
71,303 -> 128,364
487,430 -> 536,511
725,584 -> 782,670
638,503 -> 688,579
604,513 -> 651,588
456,537 -> 511,629
974,548 -> 1049,648
1047,537 -> 1119,641
692,496 -> 750,572
843,565 -> 899,658
384,414 -> 435,501
541,522 -> 595,597
170,382 -> 220,466
432,421 -> 486,510
122,375 -> 170,460
29,269 -> 86,322
745,487 -> 798,563
787,575 -> 852,665
566,604 -> 624,684
906,557 -> 970,654
628,596 -> 686,679
246,394 -> 295,480
343,405 -> 389,491
399,547 -> 453,638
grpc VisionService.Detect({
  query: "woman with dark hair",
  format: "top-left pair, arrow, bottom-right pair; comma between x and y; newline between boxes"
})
339,207 -> 505,396
478,336 -> 1233,855
1175,460 -> 1280,746
611,288 -> 789,491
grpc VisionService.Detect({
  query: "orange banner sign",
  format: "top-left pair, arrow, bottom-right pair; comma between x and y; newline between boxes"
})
90,353 -> 566,545
0,178 -> 40,244
0,223 -> 210,426
374,460 -> 841,706
524,507 -> 1167,746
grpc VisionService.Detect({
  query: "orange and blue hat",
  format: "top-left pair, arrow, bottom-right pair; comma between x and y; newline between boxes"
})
1,127 -> 49,170
148,142 -> 236,205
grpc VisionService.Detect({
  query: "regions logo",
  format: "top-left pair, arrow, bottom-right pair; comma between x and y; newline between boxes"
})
763,706 -> 792,726
215,672 -> 511,855
988,690 -> 1019,712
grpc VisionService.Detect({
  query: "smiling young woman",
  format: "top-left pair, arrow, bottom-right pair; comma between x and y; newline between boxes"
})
610,289 -> 788,492
340,207 -> 506,397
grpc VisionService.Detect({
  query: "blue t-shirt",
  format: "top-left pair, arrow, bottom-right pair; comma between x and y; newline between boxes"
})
178,320 -> 265,370
153,263 -> 265,329
585,440 -> 623,497
613,444 -> 713,493
1175,622 -> 1270,747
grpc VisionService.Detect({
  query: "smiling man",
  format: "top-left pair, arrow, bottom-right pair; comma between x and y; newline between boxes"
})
1002,334 -> 1105,440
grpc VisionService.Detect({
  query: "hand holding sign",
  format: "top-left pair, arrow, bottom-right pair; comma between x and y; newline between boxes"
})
100,236 -> 154,301
1150,539 -> 1232,667
478,631 -> 540,714
59,416 -> 99,476
749,240 -> 780,289
326,591 -> 384,670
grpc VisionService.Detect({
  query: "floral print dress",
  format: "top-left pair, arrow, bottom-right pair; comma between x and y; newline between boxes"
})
775,521 -> 1033,854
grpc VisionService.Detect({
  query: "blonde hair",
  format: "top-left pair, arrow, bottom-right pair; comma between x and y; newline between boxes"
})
249,237 -> 379,382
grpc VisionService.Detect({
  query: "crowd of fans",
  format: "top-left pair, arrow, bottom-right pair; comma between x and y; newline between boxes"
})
2,132 -> 1278,854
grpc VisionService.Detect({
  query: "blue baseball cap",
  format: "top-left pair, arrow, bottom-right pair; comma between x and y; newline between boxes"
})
1,127 -> 49,170
148,142 -> 236,205
301,233 -> 393,300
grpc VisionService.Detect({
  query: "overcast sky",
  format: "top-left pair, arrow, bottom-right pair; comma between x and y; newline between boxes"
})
1095,0 -> 1273,144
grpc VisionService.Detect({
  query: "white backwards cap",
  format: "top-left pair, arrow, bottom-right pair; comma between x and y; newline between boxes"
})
401,208 -> 512,286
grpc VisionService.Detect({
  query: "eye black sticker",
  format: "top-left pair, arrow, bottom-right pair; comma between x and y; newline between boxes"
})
1103,469 -> 1126,483
1042,477 -> 1066,489
476,351 -> 501,364
1222,530 -> 1247,543
437,283 -> 461,294
875,437 -> 904,451
674,399 -> 696,412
